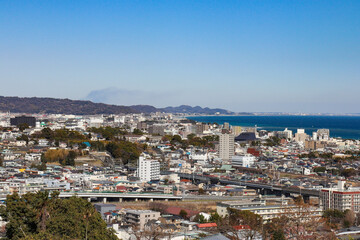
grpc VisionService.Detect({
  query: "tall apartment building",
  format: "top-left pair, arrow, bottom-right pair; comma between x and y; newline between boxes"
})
294,129 -> 308,143
195,122 -> 209,135
219,133 -> 235,161
137,156 -> 160,182
320,181 -> 360,212
312,132 -> 318,141
232,126 -> 242,136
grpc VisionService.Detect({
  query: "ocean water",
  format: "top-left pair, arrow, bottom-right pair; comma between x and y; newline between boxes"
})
187,115 -> 360,140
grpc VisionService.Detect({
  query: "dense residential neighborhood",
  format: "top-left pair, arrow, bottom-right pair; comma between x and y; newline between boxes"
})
0,112 -> 360,239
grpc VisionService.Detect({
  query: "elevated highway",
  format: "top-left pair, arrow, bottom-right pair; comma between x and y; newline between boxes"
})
0,192 -> 182,202
169,172 -> 320,200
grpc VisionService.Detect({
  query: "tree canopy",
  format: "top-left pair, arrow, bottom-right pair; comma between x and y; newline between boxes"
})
0,191 -> 117,240
106,141 -> 141,165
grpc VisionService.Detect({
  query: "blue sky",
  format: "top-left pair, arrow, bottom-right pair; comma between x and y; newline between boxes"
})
1,0 -> 359,113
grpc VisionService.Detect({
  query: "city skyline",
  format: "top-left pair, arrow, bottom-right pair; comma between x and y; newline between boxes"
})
1,1 -> 359,113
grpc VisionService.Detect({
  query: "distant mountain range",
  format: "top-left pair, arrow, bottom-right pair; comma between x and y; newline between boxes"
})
0,96 -> 237,115
131,104 -> 235,115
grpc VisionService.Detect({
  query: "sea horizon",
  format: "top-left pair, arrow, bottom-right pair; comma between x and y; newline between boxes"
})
187,115 -> 360,140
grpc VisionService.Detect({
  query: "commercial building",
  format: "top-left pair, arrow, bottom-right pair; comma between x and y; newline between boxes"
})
320,181 -> 360,212
137,156 -> 160,182
231,154 -> 256,168
219,133 -> 234,161
234,132 -> 257,142
10,116 -> 36,127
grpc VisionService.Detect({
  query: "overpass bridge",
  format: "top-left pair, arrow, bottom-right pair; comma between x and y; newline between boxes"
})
169,172 -> 320,200
0,192 -> 182,202
59,192 -> 182,203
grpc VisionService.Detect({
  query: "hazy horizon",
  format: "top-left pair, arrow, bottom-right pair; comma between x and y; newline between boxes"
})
1,1 -> 359,113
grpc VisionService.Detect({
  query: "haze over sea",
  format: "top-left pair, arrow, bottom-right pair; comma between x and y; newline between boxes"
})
187,116 -> 360,140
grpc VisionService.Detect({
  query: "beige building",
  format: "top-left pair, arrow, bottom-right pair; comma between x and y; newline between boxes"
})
295,129 -> 308,143
232,126 -> 242,136
124,209 -> 161,230
304,140 -> 326,150
219,133 -> 235,161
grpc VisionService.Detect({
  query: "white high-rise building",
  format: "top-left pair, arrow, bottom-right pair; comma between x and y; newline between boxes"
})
137,156 -> 160,182
297,129 -> 305,134
219,133 -> 234,161
283,128 -> 293,140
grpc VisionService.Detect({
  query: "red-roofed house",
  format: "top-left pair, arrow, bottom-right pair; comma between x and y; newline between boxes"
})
165,206 -> 199,219
116,186 -> 127,192
196,223 -> 217,229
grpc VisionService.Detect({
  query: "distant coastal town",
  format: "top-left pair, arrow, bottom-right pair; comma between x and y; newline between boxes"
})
0,111 -> 360,239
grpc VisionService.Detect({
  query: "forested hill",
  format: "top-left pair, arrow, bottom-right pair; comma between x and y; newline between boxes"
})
0,96 -> 135,115
0,96 -> 235,115
160,105 -> 234,115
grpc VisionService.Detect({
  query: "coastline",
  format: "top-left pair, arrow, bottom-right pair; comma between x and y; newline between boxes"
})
186,115 -> 360,140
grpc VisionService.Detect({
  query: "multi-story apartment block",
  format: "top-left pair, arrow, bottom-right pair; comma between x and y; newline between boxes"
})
320,181 -> 360,212
219,133 -> 234,161
124,210 -> 160,230
218,199 -> 322,222
295,129 -> 308,143
137,156 -> 160,182
217,199 -> 266,217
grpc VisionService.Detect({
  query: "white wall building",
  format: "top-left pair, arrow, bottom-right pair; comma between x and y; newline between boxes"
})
320,181 -> 360,212
190,152 -> 209,165
218,199 -> 322,222
283,128 -> 293,140
232,154 -> 256,168
137,156 -> 160,182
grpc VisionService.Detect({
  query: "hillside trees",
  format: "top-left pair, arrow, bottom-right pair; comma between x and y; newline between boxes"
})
0,191 -> 117,240
32,128 -> 87,141
217,209 -> 263,240
42,149 -> 78,166
106,141 -> 141,165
